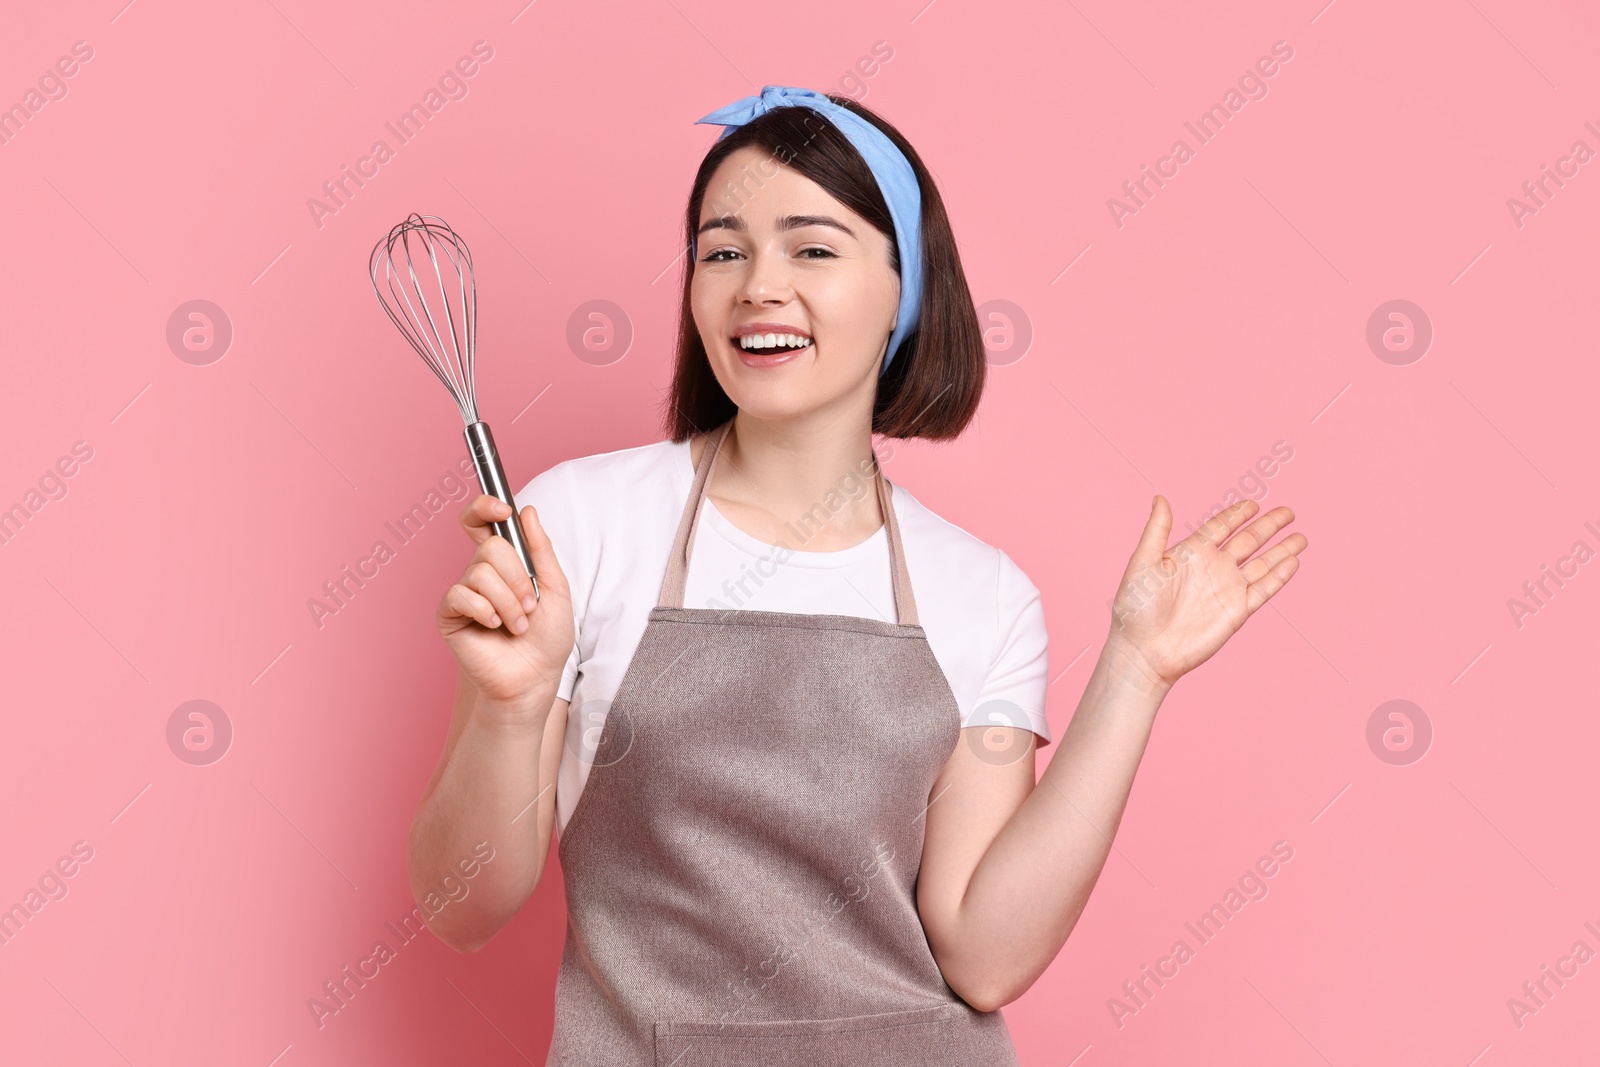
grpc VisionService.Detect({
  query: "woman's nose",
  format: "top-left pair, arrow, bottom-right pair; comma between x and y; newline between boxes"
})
736,248 -> 794,304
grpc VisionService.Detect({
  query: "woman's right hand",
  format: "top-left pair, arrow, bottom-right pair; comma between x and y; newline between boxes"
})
438,494 -> 574,722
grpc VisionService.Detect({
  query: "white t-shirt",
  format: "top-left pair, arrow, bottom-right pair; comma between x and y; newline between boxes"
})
514,436 -> 1053,837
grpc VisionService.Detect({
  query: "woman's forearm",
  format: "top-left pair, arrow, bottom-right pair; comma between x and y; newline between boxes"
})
947,636 -> 1170,1009
406,681 -> 558,952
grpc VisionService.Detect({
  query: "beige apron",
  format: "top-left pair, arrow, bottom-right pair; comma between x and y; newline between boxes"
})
547,418 -> 1021,1065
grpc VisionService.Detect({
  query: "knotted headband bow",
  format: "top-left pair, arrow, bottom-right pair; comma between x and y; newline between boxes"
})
692,85 -> 924,376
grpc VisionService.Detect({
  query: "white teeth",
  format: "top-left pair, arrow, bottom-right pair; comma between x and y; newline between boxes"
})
737,332 -> 812,350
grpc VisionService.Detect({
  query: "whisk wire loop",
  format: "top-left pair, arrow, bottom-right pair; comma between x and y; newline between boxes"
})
370,213 -> 481,425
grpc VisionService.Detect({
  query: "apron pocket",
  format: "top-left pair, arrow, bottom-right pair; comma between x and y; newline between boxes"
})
654,1001 -> 1018,1066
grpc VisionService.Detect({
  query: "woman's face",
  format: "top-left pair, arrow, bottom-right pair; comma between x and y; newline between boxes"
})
691,145 -> 901,423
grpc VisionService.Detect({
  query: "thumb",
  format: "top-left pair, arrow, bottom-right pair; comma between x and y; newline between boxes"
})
1128,494 -> 1173,569
517,505 -> 570,603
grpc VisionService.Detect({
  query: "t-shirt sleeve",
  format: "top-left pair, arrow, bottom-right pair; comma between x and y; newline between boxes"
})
963,548 -> 1052,746
513,461 -> 583,703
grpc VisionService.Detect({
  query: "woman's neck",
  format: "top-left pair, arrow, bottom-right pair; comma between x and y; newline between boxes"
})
690,413 -> 886,552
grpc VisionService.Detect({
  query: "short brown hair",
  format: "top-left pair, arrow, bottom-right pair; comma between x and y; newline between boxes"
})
662,95 -> 985,442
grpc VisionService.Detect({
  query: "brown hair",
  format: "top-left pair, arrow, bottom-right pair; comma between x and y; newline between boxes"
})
662,94 -> 985,442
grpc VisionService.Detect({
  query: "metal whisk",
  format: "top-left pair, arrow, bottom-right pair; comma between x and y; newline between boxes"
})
369,213 -> 539,600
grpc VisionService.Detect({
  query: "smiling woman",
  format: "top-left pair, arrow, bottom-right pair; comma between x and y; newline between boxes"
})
668,92 -> 985,441
406,84 -> 1307,1067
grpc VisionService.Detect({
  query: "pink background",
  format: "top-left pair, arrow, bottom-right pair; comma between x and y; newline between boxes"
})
2,0 -> 1596,1063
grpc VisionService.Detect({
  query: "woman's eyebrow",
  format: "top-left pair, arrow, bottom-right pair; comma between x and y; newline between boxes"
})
696,214 -> 857,238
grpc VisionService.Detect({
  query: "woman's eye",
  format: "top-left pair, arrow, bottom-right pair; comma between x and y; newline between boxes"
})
701,248 -> 836,262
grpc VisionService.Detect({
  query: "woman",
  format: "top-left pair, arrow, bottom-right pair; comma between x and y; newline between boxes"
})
406,86 -> 1307,1064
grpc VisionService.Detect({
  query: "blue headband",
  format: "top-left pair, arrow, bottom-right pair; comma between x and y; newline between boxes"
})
692,85 -> 923,376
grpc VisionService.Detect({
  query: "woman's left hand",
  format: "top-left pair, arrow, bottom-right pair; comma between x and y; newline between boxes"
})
1107,495 -> 1308,690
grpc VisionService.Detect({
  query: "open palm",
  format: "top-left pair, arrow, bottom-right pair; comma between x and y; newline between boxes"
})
1108,495 -> 1308,688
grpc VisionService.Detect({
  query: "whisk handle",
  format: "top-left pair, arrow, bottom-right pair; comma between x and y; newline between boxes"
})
464,420 -> 540,600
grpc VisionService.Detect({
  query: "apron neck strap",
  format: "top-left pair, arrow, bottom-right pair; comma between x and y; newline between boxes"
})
658,419 -> 920,626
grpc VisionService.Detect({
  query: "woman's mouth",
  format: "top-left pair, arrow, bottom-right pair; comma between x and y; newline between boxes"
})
730,332 -> 813,369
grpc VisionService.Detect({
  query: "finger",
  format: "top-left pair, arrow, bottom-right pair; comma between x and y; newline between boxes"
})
459,493 -> 515,546
1127,495 -> 1174,570
1239,532 -> 1308,585
1188,499 -> 1259,552
441,582 -> 502,630
464,559 -> 529,635
516,505 -> 569,603
1221,506 -> 1296,565
1245,554 -> 1301,615
476,524 -> 541,614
